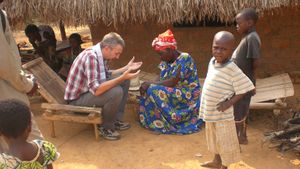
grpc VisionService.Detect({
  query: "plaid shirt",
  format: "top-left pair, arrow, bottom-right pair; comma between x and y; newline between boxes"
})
64,43 -> 107,101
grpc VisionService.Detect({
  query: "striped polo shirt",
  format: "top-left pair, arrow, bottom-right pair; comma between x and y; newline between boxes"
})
199,58 -> 255,122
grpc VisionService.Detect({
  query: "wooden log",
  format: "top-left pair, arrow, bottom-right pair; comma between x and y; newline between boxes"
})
59,20 -> 67,41
249,102 -> 287,109
274,126 -> 300,139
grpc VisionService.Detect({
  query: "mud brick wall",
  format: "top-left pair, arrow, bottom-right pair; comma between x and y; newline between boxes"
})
90,7 -> 300,79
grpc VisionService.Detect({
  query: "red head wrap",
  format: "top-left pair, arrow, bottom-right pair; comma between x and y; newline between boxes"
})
152,29 -> 177,51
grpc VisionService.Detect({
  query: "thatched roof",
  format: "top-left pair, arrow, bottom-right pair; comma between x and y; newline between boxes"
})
2,0 -> 300,28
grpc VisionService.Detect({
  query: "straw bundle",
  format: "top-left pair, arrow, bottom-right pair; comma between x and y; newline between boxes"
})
1,0 -> 299,28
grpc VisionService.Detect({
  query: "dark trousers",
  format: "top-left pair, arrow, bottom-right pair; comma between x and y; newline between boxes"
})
70,80 -> 130,129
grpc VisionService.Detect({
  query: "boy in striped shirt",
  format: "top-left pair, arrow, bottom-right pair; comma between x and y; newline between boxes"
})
200,31 -> 255,169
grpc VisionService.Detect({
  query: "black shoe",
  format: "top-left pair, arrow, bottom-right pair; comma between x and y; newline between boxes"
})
98,126 -> 120,140
115,120 -> 131,131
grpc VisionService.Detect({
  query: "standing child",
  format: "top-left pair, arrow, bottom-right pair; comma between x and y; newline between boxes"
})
0,99 -> 59,169
232,8 -> 261,144
200,31 -> 255,169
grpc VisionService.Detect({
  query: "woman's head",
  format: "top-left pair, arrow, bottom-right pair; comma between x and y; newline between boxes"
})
152,29 -> 178,62
156,48 -> 176,62
0,99 -> 31,139
69,33 -> 83,49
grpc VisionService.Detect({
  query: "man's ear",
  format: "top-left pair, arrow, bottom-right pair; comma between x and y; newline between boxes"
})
102,46 -> 111,52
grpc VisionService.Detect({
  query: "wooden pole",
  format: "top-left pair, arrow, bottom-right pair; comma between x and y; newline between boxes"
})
249,102 -> 287,109
59,20 -> 67,40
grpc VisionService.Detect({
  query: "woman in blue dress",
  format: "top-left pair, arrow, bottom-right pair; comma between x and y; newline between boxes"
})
139,29 -> 203,134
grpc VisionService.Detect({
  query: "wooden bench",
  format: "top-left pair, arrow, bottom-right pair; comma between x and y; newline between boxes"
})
22,58 -> 102,140
250,73 -> 294,112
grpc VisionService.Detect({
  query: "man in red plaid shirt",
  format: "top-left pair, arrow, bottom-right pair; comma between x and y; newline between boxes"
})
64,32 -> 142,140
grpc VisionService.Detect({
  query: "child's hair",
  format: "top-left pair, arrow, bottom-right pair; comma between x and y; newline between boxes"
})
69,33 -> 83,44
239,8 -> 258,23
0,99 -> 31,138
25,24 -> 39,36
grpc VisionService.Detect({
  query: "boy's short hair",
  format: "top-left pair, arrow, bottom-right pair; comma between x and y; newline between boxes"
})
239,8 -> 258,23
25,24 -> 39,36
0,99 -> 31,138
101,32 -> 125,48
69,33 -> 83,44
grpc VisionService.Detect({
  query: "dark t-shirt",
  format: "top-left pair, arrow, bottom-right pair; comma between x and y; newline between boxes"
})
232,30 -> 261,84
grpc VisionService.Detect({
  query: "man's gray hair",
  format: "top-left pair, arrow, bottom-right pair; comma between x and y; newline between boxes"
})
101,32 -> 125,48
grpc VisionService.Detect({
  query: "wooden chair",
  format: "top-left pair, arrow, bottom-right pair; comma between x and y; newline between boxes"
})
22,58 -> 102,140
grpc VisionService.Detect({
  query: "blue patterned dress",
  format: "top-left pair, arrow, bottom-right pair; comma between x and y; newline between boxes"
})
139,53 -> 203,134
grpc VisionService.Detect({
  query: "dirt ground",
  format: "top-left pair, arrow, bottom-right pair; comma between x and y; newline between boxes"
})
30,100 -> 300,169
15,27 -> 300,169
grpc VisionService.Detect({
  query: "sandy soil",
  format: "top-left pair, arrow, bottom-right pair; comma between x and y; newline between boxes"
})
16,26 -> 300,169
30,100 -> 300,169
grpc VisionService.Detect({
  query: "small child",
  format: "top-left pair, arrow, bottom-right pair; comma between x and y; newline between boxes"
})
0,99 -> 59,169
232,8 -> 261,144
58,33 -> 83,80
199,31 -> 255,169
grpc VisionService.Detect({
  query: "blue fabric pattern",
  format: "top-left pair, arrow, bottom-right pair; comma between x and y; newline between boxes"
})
139,53 -> 203,134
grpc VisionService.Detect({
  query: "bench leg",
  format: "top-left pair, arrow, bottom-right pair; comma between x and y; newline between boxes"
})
50,121 -> 56,138
94,124 -> 99,141
273,109 -> 281,129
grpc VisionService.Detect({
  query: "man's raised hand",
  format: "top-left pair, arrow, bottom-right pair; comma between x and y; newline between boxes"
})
127,56 -> 143,71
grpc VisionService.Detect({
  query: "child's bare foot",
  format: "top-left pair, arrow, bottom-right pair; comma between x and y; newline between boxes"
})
238,136 -> 248,145
201,154 -> 222,168
220,165 -> 227,169
201,161 -> 222,168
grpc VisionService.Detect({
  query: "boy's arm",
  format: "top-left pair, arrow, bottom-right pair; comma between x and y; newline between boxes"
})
252,58 -> 260,82
219,70 -> 256,112
251,58 -> 260,95
247,34 -> 261,84
217,91 -> 253,112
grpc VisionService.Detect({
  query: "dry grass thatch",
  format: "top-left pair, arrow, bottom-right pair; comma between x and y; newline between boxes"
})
1,0 -> 300,28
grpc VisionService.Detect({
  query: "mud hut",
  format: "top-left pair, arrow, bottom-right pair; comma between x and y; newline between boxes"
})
2,0 -> 300,77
